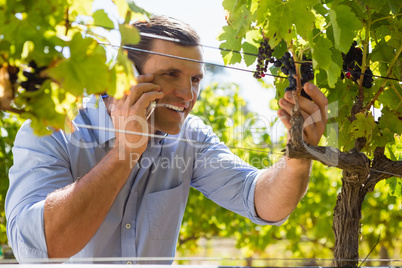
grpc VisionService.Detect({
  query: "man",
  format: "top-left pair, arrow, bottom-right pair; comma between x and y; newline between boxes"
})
6,15 -> 328,263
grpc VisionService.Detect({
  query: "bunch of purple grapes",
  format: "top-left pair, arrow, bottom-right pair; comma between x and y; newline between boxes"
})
253,40 -> 314,99
253,38 -> 274,79
276,52 -> 313,100
7,65 -> 19,85
20,61 -> 48,92
342,41 -> 373,88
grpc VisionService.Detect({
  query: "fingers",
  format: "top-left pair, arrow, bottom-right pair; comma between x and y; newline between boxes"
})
278,83 -> 328,145
303,82 -> 328,124
125,74 -> 161,108
111,74 -> 163,118
277,109 -> 291,130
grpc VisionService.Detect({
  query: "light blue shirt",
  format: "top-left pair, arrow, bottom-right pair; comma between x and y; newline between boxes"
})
6,96 -> 285,264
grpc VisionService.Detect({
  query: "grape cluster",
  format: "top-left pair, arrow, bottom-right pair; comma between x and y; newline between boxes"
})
21,61 -> 48,92
253,38 -> 274,79
276,52 -> 313,100
7,65 -> 19,85
342,41 -> 374,88
253,40 -> 314,100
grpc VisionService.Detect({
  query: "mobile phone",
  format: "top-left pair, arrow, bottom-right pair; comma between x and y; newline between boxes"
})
133,64 -> 156,120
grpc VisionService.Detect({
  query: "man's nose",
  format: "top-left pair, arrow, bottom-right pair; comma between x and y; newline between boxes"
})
175,78 -> 194,101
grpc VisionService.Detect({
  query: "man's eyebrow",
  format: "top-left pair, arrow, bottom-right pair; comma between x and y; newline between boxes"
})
158,67 -> 182,73
158,68 -> 204,79
195,73 -> 204,79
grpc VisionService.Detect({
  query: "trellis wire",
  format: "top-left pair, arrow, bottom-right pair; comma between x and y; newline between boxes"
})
0,256 -> 401,265
75,124 -> 402,178
74,123 -> 283,156
97,41 -> 287,79
138,32 -> 400,81
80,22 -> 401,82
83,26 -> 402,178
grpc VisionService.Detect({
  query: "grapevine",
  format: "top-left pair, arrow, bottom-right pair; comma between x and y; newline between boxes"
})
0,0 -> 143,135
220,0 -> 402,266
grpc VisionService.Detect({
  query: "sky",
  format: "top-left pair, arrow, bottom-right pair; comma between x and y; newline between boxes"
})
94,0 -> 285,140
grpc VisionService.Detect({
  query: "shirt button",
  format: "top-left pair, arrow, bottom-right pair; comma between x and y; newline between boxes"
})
125,223 -> 131,229
126,261 -> 133,264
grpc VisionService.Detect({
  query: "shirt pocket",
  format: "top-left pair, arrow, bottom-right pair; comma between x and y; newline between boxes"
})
145,182 -> 184,240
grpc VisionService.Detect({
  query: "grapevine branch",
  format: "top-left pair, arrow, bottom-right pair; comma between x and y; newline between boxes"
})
364,46 -> 402,111
64,7 -> 70,36
0,105 -> 23,115
364,147 -> 402,193
371,13 -> 402,24
285,103 -> 401,182
358,11 -> 371,103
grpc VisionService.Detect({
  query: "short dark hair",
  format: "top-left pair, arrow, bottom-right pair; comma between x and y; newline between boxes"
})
126,15 -> 201,74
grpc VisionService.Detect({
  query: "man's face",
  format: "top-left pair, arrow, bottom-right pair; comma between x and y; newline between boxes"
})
142,39 -> 204,135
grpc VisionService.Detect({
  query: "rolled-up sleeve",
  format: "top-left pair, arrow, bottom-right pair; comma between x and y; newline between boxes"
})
190,121 -> 286,226
5,121 -> 73,262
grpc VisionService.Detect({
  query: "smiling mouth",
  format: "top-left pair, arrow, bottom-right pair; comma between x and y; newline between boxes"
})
164,104 -> 185,112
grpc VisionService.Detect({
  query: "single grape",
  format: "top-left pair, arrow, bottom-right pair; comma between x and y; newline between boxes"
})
274,60 -> 282,67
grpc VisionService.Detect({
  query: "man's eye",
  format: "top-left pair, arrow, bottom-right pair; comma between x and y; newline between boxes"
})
192,77 -> 200,83
166,72 -> 177,77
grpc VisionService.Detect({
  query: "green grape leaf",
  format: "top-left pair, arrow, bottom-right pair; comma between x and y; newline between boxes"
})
387,0 -> 402,14
328,5 -> 362,54
69,33 -> 94,62
271,40 -> 287,59
119,23 -> 140,46
242,29 -> 260,66
310,36 -> 340,88
113,0 -> 129,20
14,81 -> 67,135
125,0 -> 151,17
371,38 -> 395,63
242,41 -> 257,67
388,177 -> 402,197
339,118 -> 354,151
290,1 -> 316,40
47,33 -> 109,96
47,60 -> 83,96
110,48 -> 136,99
378,82 -> 402,110
254,0 -> 269,25
378,107 -> 402,135
359,0 -> 387,13
349,112 -> 376,141
263,0 -> 293,47
217,25 -> 242,65
372,120 -> 395,147
231,3 -> 253,34
69,0 -> 93,21
93,9 -> 114,30
222,0 -> 247,13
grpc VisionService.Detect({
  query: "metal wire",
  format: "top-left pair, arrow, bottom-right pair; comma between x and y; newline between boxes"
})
74,123 -> 402,178
97,41 -> 287,79
79,22 -> 402,82
82,25 -> 402,178
74,123 -> 283,156
1,256 -> 401,265
370,168 -> 402,178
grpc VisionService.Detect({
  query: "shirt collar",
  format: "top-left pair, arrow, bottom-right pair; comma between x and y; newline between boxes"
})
82,95 -> 115,146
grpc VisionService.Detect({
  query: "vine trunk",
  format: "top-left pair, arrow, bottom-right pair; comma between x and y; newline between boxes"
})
332,170 -> 367,267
